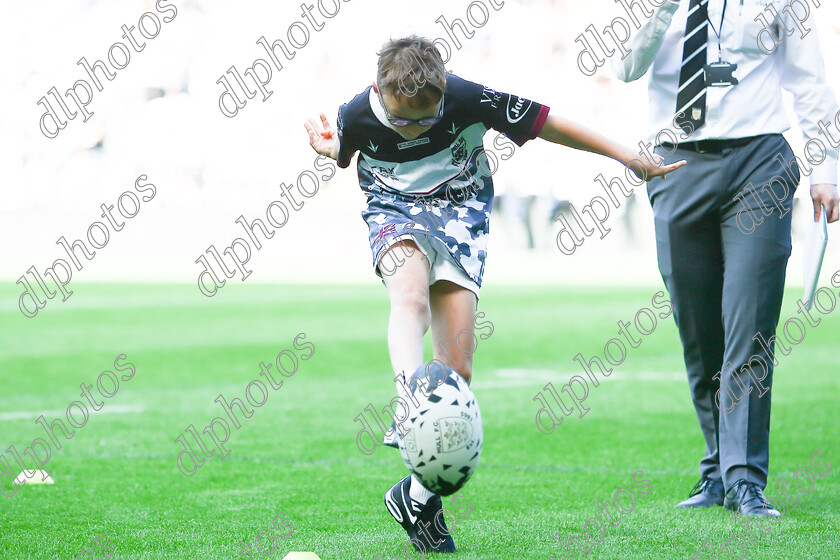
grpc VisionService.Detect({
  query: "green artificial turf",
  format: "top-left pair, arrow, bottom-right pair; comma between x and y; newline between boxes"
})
0,283 -> 838,559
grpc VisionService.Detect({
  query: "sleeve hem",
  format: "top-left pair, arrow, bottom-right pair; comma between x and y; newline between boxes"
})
529,105 -> 550,139
508,105 -> 551,146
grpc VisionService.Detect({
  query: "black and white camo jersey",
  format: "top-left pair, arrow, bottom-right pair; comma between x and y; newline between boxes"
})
336,74 -> 550,195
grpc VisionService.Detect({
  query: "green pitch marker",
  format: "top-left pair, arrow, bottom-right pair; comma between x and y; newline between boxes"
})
282,553 -> 321,560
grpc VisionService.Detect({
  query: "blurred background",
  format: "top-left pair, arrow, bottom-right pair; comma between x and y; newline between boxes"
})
2,0 -> 839,298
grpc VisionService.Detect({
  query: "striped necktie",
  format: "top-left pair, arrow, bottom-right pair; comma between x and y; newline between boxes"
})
676,0 -> 709,134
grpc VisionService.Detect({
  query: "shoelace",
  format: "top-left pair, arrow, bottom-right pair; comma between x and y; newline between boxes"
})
688,478 -> 713,497
739,482 -> 769,507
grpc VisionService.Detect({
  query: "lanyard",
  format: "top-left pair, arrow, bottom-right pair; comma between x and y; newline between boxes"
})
706,0 -> 728,62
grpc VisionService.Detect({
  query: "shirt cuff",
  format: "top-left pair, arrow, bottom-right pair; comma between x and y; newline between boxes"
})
809,152 -> 838,186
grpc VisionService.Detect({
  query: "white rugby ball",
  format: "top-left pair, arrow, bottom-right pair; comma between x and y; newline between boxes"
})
398,361 -> 483,496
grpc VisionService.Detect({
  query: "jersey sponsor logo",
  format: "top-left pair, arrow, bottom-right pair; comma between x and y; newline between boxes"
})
371,165 -> 398,181
397,137 -> 431,150
480,87 -> 503,109
507,95 -> 532,124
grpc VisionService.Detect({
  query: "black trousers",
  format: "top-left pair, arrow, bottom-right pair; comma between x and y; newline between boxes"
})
649,134 -> 800,489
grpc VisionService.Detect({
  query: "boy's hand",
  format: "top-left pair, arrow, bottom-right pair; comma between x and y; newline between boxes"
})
627,153 -> 687,181
304,113 -> 339,160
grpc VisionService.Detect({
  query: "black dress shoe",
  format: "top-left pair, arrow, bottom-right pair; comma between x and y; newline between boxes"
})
676,477 -> 725,508
724,479 -> 781,518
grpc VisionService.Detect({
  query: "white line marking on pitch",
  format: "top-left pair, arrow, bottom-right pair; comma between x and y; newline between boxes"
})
0,404 -> 144,422
476,369 -> 684,389
493,369 -> 562,379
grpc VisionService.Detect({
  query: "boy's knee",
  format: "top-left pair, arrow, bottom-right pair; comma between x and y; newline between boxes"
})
394,285 -> 430,319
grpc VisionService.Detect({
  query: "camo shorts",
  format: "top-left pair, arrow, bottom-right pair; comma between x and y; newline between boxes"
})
362,186 -> 493,298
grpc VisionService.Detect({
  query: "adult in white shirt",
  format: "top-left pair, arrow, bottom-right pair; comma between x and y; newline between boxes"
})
613,0 -> 839,517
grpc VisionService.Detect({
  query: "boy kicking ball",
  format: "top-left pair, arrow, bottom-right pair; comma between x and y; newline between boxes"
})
305,36 -> 684,554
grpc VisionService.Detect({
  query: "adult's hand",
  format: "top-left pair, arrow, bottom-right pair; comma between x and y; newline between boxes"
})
810,183 -> 839,223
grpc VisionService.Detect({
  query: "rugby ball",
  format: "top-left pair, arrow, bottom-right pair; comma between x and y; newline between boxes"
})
398,361 -> 483,496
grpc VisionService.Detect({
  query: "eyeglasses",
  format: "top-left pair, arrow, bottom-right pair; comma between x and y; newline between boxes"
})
376,85 -> 444,127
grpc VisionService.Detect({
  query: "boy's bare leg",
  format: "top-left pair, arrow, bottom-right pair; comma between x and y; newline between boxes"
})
381,240 -> 432,381
430,281 -> 477,385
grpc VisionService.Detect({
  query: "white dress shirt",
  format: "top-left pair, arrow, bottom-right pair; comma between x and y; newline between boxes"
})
612,0 -> 839,185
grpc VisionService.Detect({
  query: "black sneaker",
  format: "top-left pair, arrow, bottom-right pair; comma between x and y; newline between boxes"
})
384,476 -> 456,553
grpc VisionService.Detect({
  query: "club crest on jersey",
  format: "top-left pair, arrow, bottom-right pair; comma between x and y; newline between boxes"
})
451,137 -> 467,166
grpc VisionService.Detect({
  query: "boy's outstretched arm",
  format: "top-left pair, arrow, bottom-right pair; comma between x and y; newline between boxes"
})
304,113 -> 339,160
537,115 -> 686,180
